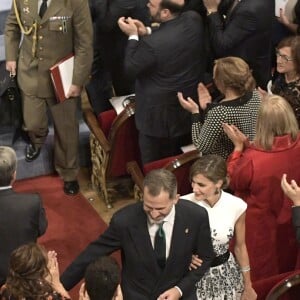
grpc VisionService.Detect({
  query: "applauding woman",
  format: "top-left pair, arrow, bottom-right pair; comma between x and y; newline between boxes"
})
0,243 -> 70,300
223,94 -> 300,280
271,36 -> 300,125
178,56 -> 261,159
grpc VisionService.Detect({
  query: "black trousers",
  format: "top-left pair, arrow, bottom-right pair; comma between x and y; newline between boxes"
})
138,132 -> 191,165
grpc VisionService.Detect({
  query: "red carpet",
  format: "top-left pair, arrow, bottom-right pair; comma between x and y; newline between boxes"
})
14,175 -> 107,299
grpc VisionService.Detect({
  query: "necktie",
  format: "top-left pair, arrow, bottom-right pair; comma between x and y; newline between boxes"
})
39,0 -> 48,18
154,222 -> 166,269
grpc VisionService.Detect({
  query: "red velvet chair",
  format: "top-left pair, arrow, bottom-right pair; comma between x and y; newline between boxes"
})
83,103 -> 141,207
265,270 -> 300,300
127,149 -> 202,201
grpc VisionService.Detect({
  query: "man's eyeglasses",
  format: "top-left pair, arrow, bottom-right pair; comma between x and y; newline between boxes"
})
276,49 -> 294,62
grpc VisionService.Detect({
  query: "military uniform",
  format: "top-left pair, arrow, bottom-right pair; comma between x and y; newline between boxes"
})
5,0 -> 93,181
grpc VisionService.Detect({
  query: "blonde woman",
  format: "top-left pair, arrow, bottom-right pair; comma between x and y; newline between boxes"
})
223,94 -> 300,280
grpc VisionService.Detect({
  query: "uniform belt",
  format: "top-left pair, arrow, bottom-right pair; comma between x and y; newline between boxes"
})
211,251 -> 230,267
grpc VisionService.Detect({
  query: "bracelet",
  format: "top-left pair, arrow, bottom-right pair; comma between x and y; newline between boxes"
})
241,265 -> 251,272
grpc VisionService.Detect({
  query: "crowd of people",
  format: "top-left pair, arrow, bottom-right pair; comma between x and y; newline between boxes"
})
2,0 -> 300,299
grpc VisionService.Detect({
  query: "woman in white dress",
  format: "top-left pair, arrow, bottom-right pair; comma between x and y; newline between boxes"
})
182,155 -> 256,300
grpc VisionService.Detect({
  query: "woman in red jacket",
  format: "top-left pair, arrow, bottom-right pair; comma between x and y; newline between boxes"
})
223,94 -> 300,281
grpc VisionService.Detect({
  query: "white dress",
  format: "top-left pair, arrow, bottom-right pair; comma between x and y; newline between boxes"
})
182,191 -> 247,300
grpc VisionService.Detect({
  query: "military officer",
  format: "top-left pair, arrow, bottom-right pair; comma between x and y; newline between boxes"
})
5,0 -> 93,195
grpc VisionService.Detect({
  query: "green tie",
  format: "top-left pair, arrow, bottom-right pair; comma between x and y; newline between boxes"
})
154,222 -> 166,269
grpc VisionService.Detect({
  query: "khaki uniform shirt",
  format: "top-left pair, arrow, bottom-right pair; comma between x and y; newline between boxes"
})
5,0 -> 93,98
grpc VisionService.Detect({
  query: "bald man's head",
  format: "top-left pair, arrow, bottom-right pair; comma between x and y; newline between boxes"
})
147,0 -> 184,22
160,0 -> 184,14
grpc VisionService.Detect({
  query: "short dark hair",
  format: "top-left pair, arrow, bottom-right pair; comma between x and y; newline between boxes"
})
160,0 -> 184,15
84,256 -> 120,300
143,169 -> 177,199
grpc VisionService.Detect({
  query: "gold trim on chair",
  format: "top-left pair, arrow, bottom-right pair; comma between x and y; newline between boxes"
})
84,102 -> 139,208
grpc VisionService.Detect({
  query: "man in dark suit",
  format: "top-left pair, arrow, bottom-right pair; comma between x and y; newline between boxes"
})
203,0 -> 274,88
86,0 -> 150,114
117,0 -> 205,164
61,169 -> 214,299
0,146 -> 48,286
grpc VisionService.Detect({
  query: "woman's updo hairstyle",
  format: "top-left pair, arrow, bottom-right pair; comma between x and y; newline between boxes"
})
213,56 -> 256,95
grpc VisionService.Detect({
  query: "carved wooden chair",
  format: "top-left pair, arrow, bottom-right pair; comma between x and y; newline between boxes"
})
127,149 -> 202,201
83,103 -> 141,208
265,270 -> 300,300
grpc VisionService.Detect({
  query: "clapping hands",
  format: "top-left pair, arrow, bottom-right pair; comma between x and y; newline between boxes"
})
178,82 -> 212,113
281,174 -> 300,206
46,250 -> 59,284
222,123 -> 247,152
118,17 -> 138,36
46,250 -> 70,298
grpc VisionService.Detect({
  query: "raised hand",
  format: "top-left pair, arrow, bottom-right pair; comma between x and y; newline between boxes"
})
197,82 -> 212,110
132,19 -> 148,36
47,250 -> 70,298
222,123 -> 247,152
281,174 -> 300,206
118,17 -> 138,36
79,283 -> 90,300
277,8 -> 290,26
177,92 -> 199,114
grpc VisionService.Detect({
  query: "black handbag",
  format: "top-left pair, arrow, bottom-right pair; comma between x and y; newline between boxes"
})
0,62 -> 23,128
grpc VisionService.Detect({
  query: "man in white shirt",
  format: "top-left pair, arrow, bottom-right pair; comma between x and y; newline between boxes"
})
61,169 -> 214,300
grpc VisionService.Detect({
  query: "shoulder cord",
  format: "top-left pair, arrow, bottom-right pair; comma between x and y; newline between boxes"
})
13,0 -> 38,57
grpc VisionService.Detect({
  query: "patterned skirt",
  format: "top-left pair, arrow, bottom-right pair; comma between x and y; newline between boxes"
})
195,253 -> 244,300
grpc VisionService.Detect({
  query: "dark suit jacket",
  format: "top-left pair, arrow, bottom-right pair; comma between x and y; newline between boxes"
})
206,0 -> 274,88
124,11 -> 205,138
89,0 -> 149,96
292,206 -> 300,243
61,200 -> 214,299
0,188 -> 48,284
